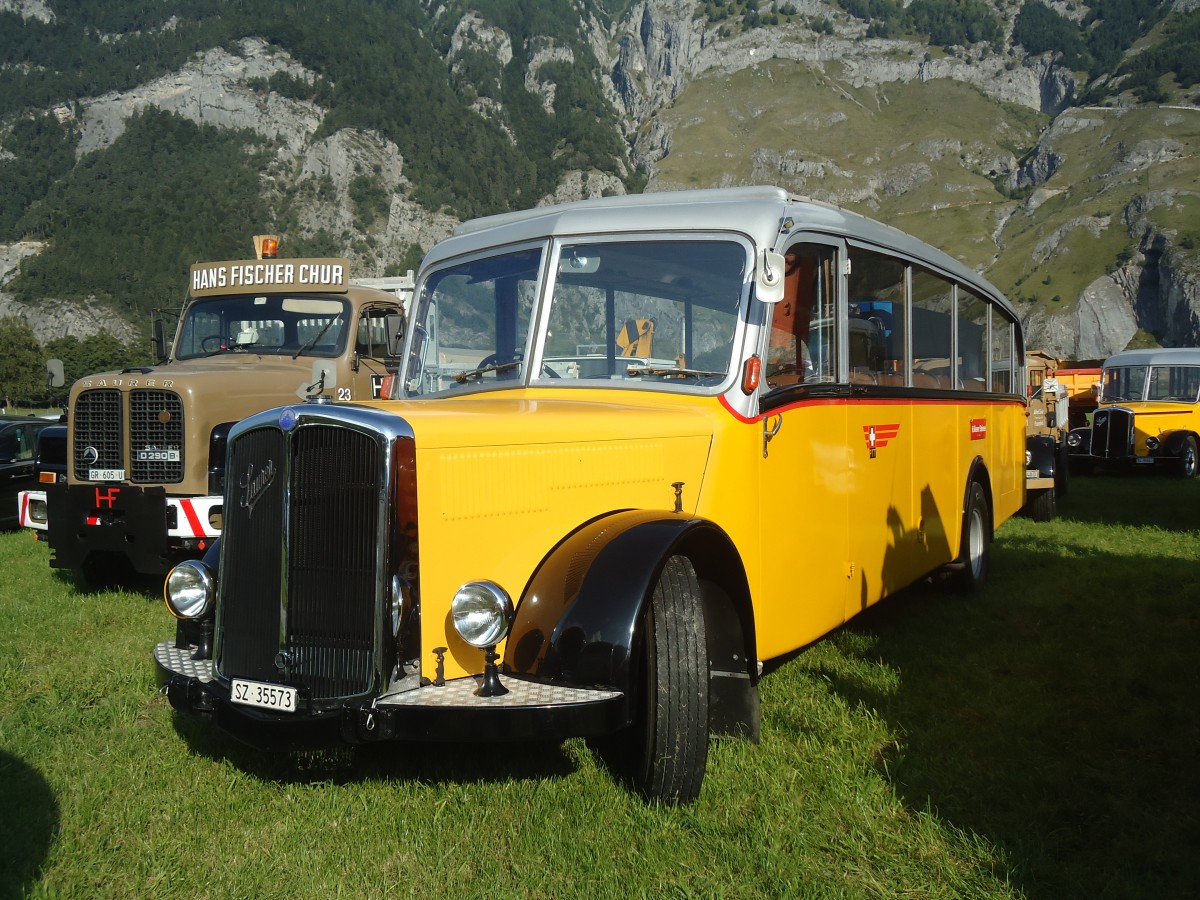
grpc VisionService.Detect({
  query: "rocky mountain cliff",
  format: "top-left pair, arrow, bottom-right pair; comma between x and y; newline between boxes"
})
1,0 -> 1198,359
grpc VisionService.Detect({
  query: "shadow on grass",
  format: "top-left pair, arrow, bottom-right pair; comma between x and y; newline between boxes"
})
170,713 -> 582,789
811,532 -> 1199,900
1057,469 -> 1200,532
0,749 -> 59,900
55,561 -> 164,597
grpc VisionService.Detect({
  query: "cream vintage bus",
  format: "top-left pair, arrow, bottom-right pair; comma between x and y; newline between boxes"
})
157,187 -> 1028,804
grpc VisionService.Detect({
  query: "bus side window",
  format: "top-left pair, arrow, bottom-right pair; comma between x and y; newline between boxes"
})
911,266 -> 953,389
958,288 -> 988,390
847,247 -> 906,385
991,311 -> 1015,392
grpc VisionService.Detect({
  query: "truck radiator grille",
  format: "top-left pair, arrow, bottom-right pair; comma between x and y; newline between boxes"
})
73,389 -> 123,480
130,390 -> 184,483
217,421 -> 382,703
1092,407 -> 1134,460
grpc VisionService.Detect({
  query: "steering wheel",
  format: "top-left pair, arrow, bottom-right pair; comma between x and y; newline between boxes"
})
201,334 -> 227,352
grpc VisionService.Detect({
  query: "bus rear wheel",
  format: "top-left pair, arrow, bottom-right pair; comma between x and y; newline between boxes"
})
631,554 -> 709,805
951,481 -> 990,594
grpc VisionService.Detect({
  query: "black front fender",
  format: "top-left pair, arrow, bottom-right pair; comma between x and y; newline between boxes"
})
1026,433 -> 1057,478
505,511 -> 751,696
1066,426 -> 1092,456
1162,430 -> 1197,458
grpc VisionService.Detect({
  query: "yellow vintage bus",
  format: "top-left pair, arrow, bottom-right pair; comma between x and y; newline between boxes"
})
157,187 -> 1028,804
1066,347 -> 1200,477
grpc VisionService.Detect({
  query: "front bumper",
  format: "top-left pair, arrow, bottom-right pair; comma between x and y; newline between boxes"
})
155,641 -> 627,749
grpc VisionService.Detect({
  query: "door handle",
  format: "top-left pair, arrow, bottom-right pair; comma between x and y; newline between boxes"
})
762,414 -> 782,458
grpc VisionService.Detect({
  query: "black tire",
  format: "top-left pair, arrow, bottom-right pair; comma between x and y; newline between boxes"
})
630,555 -> 709,805
950,481 -> 990,594
1026,487 -> 1057,522
1175,436 -> 1198,478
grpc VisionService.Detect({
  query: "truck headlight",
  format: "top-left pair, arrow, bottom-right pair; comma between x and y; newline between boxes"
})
1146,436 -> 1160,450
1066,431 -> 1082,448
451,581 -> 514,648
164,560 -> 215,620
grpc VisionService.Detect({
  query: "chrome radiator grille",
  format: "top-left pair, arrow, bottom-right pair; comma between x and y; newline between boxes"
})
216,416 -> 386,703
73,389 -> 123,480
1092,407 -> 1134,460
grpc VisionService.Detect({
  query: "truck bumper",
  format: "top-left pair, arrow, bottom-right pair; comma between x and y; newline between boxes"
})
46,485 -> 220,575
154,641 -> 628,750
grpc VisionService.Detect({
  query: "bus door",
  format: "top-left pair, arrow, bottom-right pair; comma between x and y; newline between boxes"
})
756,239 -> 851,655
842,245 -> 917,616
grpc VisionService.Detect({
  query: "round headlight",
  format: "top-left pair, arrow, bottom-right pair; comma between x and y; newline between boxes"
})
451,581 -> 514,648
1146,436 -> 1160,450
1066,431 -> 1082,448
164,560 -> 214,619
1025,449 -> 1032,466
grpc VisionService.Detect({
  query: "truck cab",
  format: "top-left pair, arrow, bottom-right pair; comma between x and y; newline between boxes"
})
20,243 -> 411,582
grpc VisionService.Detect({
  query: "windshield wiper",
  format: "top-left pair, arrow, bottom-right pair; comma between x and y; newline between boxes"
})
454,360 -> 522,383
292,318 -> 337,359
625,364 -> 726,379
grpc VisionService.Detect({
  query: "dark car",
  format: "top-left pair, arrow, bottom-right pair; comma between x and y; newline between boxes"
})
1,415 -> 56,529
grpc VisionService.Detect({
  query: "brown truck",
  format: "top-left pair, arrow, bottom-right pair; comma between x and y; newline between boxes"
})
21,238 -> 411,583
1023,350 -> 1070,520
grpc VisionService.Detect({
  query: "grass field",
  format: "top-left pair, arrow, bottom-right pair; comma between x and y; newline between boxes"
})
2,474 -> 1197,899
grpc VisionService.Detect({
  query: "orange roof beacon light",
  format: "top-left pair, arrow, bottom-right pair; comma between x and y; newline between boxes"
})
253,234 -> 280,259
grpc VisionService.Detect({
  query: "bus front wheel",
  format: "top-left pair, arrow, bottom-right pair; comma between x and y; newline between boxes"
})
631,554 -> 709,805
1175,436 -> 1198,478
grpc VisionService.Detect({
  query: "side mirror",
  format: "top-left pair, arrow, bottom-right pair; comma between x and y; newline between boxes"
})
385,313 -> 406,357
46,359 -> 65,389
757,250 -> 786,304
152,318 -> 168,362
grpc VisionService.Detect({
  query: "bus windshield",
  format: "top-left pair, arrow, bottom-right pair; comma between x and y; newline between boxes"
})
1100,366 -> 1148,403
403,238 -> 748,396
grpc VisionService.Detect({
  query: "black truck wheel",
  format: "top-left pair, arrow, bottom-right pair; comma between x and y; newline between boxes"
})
1026,487 -> 1057,522
631,554 -> 709,805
